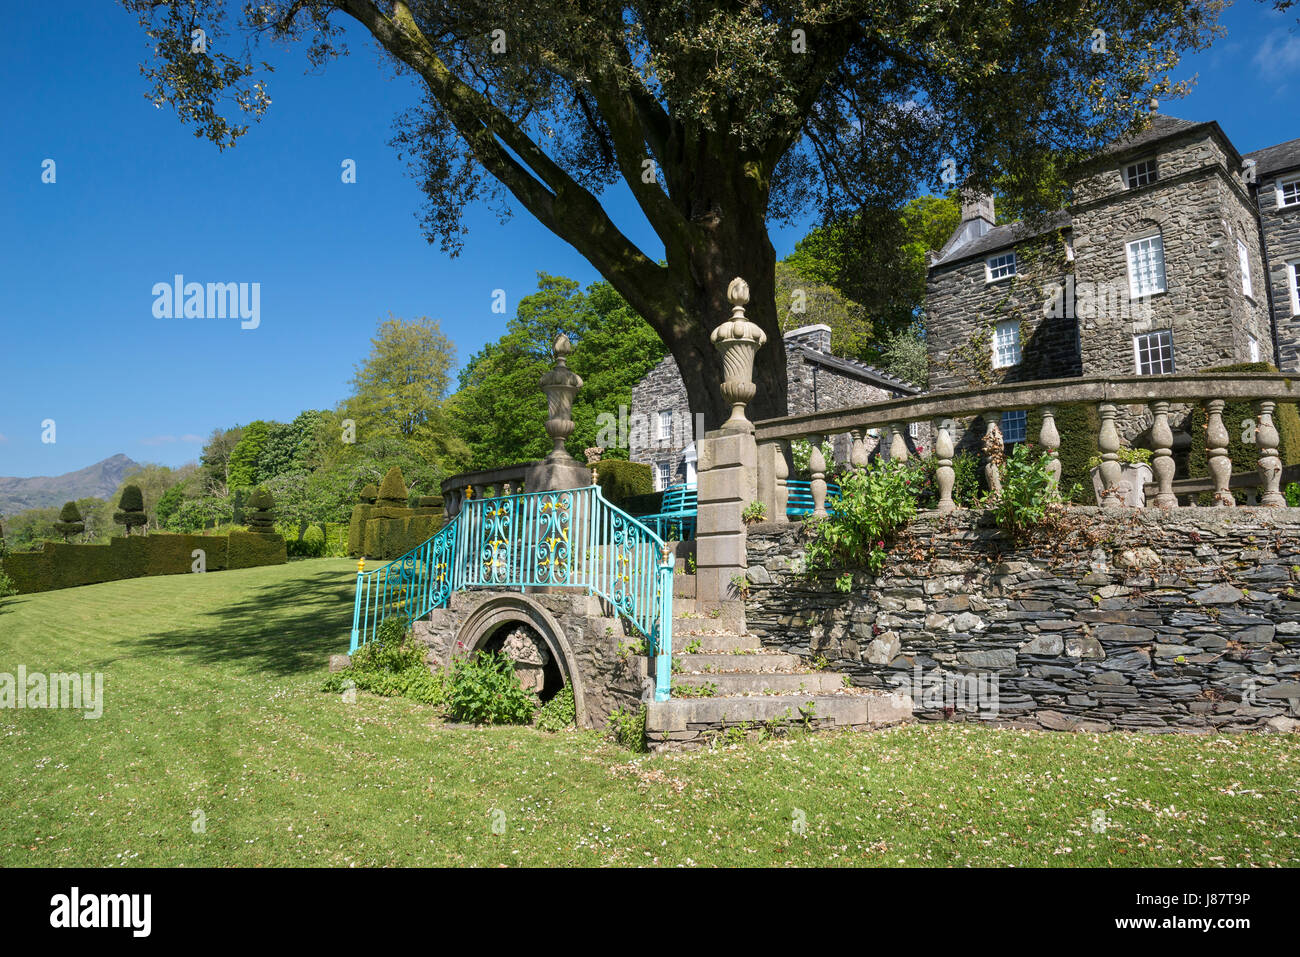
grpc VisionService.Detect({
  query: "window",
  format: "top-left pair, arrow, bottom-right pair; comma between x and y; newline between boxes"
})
1126,235 -> 1168,298
1277,176 -> 1300,209
655,461 -> 673,491
1288,260 -> 1300,316
1237,239 -> 1253,299
1249,335 -> 1261,363
656,409 -> 672,441
1001,410 -> 1027,444
992,320 -> 1021,369
986,252 -> 1017,282
1134,330 -> 1175,376
1125,158 -> 1159,189
908,421 -> 920,439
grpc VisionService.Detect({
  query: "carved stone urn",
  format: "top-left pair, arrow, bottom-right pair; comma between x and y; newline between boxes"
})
710,277 -> 768,433
539,333 -> 583,459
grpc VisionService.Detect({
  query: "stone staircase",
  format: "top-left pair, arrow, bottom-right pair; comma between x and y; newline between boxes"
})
644,573 -> 913,750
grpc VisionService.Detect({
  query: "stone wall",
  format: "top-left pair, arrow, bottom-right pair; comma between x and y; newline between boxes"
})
744,510 -> 1300,733
1257,169 -> 1300,373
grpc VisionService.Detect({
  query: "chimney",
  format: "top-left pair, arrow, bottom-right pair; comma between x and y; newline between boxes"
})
960,189 -> 995,226
784,324 -> 832,354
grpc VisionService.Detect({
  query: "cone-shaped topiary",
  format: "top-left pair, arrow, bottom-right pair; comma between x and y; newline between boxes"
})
113,485 -> 149,536
53,501 -> 86,543
245,487 -> 277,533
376,466 -> 408,506
359,483 -> 378,505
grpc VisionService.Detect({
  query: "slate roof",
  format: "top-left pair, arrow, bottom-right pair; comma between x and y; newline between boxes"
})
788,343 -> 921,395
930,210 -> 1072,268
1244,137 -> 1300,179
1101,114 -> 1206,156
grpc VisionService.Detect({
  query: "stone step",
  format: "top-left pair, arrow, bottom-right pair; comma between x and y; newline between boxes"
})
673,573 -> 696,599
677,633 -> 762,653
674,652 -> 803,673
673,670 -> 847,694
645,691 -> 913,750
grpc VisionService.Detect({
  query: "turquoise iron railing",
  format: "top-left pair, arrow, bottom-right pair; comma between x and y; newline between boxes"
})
350,485 -> 675,700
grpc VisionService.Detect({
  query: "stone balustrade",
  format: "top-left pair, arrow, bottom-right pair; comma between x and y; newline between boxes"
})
752,372 -> 1298,517
440,463 -> 534,518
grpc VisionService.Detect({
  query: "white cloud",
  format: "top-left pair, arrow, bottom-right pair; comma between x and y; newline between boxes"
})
1254,30 -> 1300,79
180,434 -> 203,443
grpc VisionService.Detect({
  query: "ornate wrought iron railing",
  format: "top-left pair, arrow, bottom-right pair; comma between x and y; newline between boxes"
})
350,485 -> 675,700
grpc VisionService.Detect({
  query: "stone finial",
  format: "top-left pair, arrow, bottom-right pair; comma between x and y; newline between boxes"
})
540,333 -> 584,456
711,277 -> 767,433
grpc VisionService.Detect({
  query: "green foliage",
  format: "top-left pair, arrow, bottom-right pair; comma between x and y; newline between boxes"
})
376,466 -> 409,505
345,314 -> 458,441
1087,447 -> 1153,469
359,484 -> 378,504
1187,363 -> 1300,504
53,501 -> 85,543
879,326 -> 930,388
993,444 -> 1062,537
606,705 -> 648,752
1286,483 -> 1300,507
227,420 -> 272,490
113,485 -> 148,535
324,618 -> 447,706
244,487 -> 277,532
535,684 -> 577,732
445,651 -> 538,725
594,459 -> 652,504
742,501 -> 768,524
791,438 -> 835,478
805,461 -> 917,575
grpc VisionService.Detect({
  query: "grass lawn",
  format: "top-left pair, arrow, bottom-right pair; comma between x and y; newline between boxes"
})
1,558 -> 1298,867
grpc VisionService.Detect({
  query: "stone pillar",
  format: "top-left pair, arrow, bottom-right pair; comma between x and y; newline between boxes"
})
849,430 -> 868,471
1149,401 -> 1178,509
981,411 -> 1004,500
525,334 -> 592,492
935,418 -> 956,514
1255,399 -> 1285,507
1205,399 -> 1235,508
775,443 -> 790,521
809,435 -> 828,519
1038,406 -> 1061,497
1097,403 -> 1123,508
757,440 -> 784,524
887,423 -> 909,464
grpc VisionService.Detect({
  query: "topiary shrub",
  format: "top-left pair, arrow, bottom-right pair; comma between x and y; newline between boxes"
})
53,501 -> 85,543
359,484 -> 378,505
114,485 -> 149,536
1186,363 -> 1300,503
244,487 -> 277,532
594,459 -> 653,503
376,467 -> 409,507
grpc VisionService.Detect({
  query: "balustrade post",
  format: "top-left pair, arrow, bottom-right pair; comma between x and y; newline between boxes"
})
850,429 -> 868,471
1038,406 -> 1061,498
809,435 -> 829,519
1097,403 -> 1123,508
1205,399 -> 1235,507
1255,399 -> 1286,507
775,444 -> 790,522
1149,401 -> 1178,509
757,440 -> 784,524
981,412 -> 1004,500
888,422 -> 909,464
935,419 -> 956,514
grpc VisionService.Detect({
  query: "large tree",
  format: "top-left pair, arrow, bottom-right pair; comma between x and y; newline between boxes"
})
127,0 -> 1217,425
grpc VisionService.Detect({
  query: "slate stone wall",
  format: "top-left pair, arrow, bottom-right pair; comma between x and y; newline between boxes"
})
1256,170 -> 1300,373
744,510 -> 1300,733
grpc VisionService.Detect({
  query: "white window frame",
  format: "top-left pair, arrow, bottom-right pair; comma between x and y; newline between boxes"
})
1133,329 -> 1175,376
1249,335 -> 1261,363
985,252 -> 1018,283
991,319 -> 1022,370
1277,176 -> 1300,209
1288,260 -> 1300,317
1126,234 -> 1168,299
1237,239 -> 1254,300
1124,158 -> 1159,189
654,460 -> 673,491
1001,410 -> 1027,444
656,409 -> 672,441
908,421 -> 920,439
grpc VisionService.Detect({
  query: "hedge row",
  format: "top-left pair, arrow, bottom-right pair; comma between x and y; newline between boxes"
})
4,532 -> 285,595
348,502 -> 446,559
593,459 -> 653,504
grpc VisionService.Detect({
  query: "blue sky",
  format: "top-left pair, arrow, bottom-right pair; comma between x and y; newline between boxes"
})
1,2 -> 1298,479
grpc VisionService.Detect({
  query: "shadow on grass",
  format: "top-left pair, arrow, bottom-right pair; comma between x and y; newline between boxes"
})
125,563 -> 356,677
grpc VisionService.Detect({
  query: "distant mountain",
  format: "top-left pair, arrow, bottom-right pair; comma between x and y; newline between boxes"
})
0,454 -> 140,515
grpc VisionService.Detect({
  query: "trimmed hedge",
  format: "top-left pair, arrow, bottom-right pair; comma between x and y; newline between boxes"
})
594,459 -> 653,505
1026,403 -> 1099,504
228,531 -> 287,569
3,532 -> 261,595
618,490 -> 665,516
1186,363 -> 1300,503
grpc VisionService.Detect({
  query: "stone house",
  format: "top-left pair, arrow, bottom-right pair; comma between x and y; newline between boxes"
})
925,115 -> 1296,445
629,324 -> 918,489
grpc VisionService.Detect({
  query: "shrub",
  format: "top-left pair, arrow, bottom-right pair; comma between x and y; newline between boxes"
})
445,651 -> 538,725
359,484 -> 378,505
792,438 -> 835,477
114,485 -> 148,536
606,704 -> 647,752
994,444 -> 1068,538
245,487 -> 277,532
619,490 -> 664,516
376,467 -> 409,506
594,459 -> 653,503
535,683 -> 577,732
1087,447 -> 1153,469
805,460 -> 916,575
742,501 -> 768,524
53,502 -> 85,543
323,617 -> 448,705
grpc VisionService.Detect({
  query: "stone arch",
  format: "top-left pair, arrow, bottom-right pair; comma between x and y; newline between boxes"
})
450,594 -> 590,727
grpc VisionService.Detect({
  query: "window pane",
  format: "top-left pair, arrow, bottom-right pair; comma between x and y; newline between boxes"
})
1134,330 -> 1175,375
987,252 -> 1017,281
1238,240 -> 1252,297
1001,410 -> 1027,443
1281,180 -> 1300,207
992,320 -> 1021,369
1125,160 -> 1158,188
1127,236 -> 1167,297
